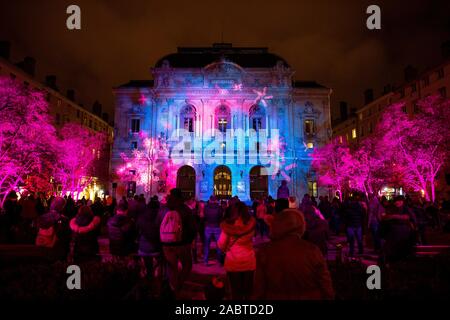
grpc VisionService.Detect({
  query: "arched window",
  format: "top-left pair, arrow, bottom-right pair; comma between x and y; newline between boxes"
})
249,104 -> 266,132
181,105 -> 196,133
215,105 -> 231,133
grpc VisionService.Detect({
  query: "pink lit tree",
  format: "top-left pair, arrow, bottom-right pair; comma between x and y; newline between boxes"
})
311,140 -> 355,194
377,96 -> 450,201
53,123 -> 107,196
0,77 -> 57,205
351,134 -> 388,194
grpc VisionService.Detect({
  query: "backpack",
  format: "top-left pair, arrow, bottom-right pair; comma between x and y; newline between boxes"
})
36,226 -> 57,248
160,210 -> 183,243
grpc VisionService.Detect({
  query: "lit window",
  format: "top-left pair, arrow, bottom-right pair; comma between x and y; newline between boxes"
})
218,118 -> 228,133
304,119 -> 315,135
131,119 -> 140,133
308,181 -> 318,197
307,142 -> 314,149
351,128 -> 357,139
339,136 -> 343,144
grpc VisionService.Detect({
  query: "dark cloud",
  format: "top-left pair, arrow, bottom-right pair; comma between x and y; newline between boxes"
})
1,0 -> 449,120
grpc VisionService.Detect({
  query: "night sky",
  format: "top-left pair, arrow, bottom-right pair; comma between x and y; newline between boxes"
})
1,0 -> 449,121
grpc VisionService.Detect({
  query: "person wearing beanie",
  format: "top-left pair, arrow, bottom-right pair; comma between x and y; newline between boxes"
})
107,201 -> 136,257
253,208 -> 334,300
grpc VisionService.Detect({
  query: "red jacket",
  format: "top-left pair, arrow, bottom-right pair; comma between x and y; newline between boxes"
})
218,217 -> 256,272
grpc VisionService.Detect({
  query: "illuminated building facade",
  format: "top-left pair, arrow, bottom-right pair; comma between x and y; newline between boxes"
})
112,43 -> 332,201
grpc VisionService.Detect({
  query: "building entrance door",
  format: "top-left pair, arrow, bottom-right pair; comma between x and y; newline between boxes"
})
214,165 -> 232,199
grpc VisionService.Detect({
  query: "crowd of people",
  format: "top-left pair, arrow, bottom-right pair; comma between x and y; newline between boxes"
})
0,181 -> 449,300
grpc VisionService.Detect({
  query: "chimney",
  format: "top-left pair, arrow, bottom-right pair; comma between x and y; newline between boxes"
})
102,112 -> 109,123
45,75 -> 58,90
364,88 -> 374,105
404,65 -> 418,82
339,101 -> 348,121
17,56 -> 36,76
383,84 -> 392,94
92,100 -> 102,116
0,41 -> 11,59
67,89 -> 75,101
442,40 -> 450,59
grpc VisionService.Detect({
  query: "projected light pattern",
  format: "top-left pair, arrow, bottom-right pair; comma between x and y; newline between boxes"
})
112,51 -> 331,201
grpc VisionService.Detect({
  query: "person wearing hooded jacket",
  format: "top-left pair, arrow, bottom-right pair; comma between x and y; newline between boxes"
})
70,205 -> 101,263
253,208 -> 334,300
217,201 -> 256,300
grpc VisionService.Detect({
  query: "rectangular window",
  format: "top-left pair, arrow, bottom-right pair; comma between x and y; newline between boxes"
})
339,136 -> 343,144
308,181 -> 318,197
252,118 -> 262,131
218,118 -> 227,133
131,141 -> 138,150
423,76 -> 429,86
439,87 -> 447,98
131,119 -> 140,133
437,68 -> 444,79
351,128 -> 357,139
304,119 -> 315,135
77,109 -> 80,118
184,117 -> 194,133
369,122 -> 373,134
411,83 -> 417,93
55,113 -> 60,125
402,106 -> 407,113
